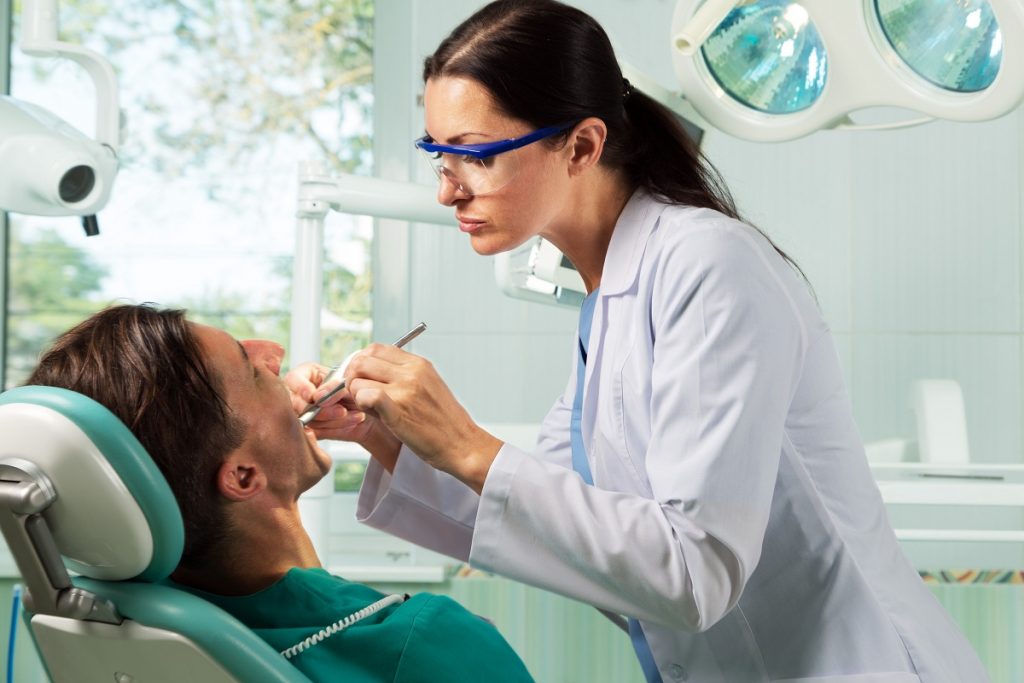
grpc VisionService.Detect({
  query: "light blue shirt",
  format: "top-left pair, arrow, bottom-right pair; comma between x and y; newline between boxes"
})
569,288 -> 598,486
571,287 -> 662,683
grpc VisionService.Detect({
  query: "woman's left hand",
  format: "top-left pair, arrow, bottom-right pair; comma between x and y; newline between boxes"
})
342,344 -> 503,493
284,361 -> 402,469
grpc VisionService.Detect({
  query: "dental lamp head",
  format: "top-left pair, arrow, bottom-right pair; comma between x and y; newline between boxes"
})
0,96 -> 118,227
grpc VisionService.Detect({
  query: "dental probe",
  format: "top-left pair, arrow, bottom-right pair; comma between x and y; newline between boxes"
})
299,322 -> 427,426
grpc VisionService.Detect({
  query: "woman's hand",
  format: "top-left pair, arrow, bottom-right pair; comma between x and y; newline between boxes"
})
285,361 -> 401,472
342,344 -> 503,493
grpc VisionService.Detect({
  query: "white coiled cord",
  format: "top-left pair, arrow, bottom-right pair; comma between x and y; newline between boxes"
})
280,593 -> 406,660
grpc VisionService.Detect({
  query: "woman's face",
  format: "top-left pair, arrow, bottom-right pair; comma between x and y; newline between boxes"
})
422,76 -> 573,255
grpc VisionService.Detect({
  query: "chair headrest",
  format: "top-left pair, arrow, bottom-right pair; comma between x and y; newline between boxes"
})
0,386 -> 184,582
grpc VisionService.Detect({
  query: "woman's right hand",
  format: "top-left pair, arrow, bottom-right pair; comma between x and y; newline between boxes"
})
343,345 -> 502,492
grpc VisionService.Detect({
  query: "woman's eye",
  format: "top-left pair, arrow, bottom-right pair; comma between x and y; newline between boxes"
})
429,152 -> 442,161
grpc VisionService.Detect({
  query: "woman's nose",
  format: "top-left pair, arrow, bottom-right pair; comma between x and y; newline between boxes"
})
437,172 -> 471,206
241,339 -> 284,375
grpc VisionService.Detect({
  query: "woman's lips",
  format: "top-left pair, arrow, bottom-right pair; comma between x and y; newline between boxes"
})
457,216 -> 485,233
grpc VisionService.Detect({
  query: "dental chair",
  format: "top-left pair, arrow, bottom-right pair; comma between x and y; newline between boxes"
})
0,386 -> 312,683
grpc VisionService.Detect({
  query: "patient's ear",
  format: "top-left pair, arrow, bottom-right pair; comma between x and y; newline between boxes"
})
217,454 -> 267,502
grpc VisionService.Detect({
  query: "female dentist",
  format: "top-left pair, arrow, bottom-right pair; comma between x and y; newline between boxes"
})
290,1 -> 988,681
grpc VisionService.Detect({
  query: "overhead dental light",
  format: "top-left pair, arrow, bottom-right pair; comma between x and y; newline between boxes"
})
0,0 -> 120,235
671,0 -> 1024,142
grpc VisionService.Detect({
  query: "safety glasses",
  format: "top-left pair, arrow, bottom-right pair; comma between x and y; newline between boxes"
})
413,122 -> 576,196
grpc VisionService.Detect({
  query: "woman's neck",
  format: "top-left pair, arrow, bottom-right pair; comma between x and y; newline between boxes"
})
544,169 -> 634,293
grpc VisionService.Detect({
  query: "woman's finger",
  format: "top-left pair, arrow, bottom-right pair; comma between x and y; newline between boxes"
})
341,351 -> 407,389
348,381 -> 400,423
359,342 -> 419,364
284,361 -> 330,404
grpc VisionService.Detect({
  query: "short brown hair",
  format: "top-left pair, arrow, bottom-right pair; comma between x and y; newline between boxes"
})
26,304 -> 245,570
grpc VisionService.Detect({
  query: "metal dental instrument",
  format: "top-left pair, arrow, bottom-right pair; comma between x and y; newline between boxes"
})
298,322 -> 427,426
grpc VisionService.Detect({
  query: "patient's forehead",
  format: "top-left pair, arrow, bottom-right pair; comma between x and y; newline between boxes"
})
189,323 -> 244,383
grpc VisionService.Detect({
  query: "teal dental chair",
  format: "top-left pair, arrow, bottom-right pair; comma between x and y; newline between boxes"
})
0,386 -> 312,683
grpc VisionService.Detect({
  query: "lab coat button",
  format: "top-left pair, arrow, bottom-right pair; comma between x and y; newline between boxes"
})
667,663 -> 687,680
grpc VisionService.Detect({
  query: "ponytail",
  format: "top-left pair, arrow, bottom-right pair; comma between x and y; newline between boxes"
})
622,90 -> 809,281
621,89 -> 740,220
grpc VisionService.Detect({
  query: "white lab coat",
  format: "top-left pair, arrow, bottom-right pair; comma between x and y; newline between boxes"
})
357,190 -> 989,682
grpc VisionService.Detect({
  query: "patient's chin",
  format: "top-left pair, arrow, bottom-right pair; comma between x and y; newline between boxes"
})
314,448 -> 332,476
302,428 -> 333,476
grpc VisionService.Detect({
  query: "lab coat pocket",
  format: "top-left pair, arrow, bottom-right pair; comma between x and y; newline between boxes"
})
609,343 -> 654,497
590,428 -> 645,495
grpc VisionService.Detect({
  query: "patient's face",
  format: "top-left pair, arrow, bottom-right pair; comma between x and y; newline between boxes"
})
192,324 -> 332,499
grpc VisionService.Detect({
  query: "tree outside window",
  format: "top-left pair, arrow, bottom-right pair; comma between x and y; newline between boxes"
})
6,0 -> 375,387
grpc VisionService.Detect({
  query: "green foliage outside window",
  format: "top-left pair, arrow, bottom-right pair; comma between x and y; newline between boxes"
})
334,460 -> 369,493
6,230 -> 110,381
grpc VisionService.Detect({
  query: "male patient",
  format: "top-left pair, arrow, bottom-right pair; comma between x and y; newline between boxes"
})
27,303 -> 534,683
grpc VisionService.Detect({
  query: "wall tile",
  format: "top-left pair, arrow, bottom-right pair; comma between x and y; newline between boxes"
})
850,114 -> 1021,334
832,332 -> 854,392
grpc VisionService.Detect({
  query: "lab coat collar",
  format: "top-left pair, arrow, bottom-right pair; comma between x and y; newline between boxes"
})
599,188 -> 662,296
580,190 -> 662,469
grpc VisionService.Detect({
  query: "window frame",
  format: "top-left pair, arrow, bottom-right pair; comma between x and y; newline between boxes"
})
1,0 -> 12,391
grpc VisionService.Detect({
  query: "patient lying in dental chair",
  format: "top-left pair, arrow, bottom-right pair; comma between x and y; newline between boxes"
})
27,303 -> 534,683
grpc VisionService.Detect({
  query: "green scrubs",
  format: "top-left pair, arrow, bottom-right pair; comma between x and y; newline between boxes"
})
177,567 -> 535,683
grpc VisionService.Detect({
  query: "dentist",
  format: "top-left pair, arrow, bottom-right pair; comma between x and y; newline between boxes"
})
290,1 -> 987,681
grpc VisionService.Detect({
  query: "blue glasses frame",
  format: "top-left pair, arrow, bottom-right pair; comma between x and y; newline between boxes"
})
413,121 -> 577,158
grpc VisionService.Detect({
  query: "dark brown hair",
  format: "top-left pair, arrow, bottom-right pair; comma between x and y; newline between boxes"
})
26,304 -> 244,570
424,0 -> 805,274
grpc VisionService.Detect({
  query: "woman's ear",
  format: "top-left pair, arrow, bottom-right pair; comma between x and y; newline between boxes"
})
216,454 -> 267,502
566,117 -> 608,176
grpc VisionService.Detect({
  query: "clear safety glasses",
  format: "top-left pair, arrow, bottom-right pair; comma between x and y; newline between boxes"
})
413,122 -> 575,197
670,0 -> 1024,141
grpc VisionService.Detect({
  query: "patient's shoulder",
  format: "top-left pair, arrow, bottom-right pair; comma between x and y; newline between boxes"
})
394,594 -> 534,682
181,569 -> 534,681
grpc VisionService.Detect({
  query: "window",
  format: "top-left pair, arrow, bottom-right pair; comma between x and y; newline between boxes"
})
5,0 -> 374,386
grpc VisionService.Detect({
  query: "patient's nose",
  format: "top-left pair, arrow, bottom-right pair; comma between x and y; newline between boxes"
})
241,339 -> 284,376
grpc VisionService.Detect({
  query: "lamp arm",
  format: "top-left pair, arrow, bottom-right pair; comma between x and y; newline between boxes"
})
673,0 -> 742,56
299,170 -> 453,226
290,165 -> 452,366
20,0 -> 120,151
